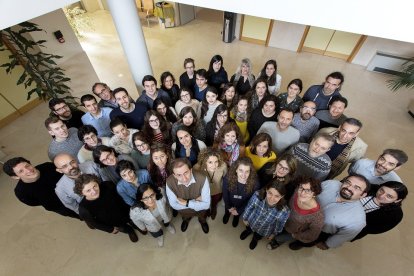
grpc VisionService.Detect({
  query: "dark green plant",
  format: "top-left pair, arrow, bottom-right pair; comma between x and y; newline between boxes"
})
387,57 -> 414,91
0,21 -> 75,104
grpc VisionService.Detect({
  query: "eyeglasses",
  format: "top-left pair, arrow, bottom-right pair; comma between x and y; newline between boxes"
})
149,118 -> 159,124
55,104 -> 69,113
135,142 -> 147,148
298,186 -> 313,195
99,152 -> 114,163
141,193 -> 156,201
276,163 -> 290,172
302,106 -> 316,111
95,87 -> 109,96
180,93 -> 190,98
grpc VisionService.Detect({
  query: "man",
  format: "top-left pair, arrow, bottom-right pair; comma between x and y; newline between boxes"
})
80,94 -> 112,137
291,101 -> 320,142
46,116 -> 83,162
193,69 -> 209,101
48,98 -> 84,129
315,95 -> 348,130
257,108 -> 300,154
289,133 -> 335,181
349,149 -> 408,185
166,158 -> 211,234
3,157 -> 77,218
302,71 -> 344,111
137,75 -> 172,109
290,174 -> 369,250
54,153 -> 99,214
317,118 -> 367,179
109,87 -> 148,130
92,82 -> 118,109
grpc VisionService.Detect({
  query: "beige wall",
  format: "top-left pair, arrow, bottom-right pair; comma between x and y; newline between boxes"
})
241,15 -> 270,41
267,21 -> 305,52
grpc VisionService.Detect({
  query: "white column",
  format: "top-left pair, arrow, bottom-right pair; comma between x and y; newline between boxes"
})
106,0 -> 153,91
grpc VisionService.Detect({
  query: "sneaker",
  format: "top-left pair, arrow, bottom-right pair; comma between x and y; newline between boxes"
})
222,212 -> 230,224
232,215 -> 240,227
267,240 -> 280,250
166,224 -> 176,234
128,230 -> 138,243
289,241 -> 304,251
157,235 -> 164,247
249,238 -> 258,250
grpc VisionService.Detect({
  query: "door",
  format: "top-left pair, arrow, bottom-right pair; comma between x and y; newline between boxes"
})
240,15 -> 273,45
300,26 -> 366,61
177,3 -> 195,25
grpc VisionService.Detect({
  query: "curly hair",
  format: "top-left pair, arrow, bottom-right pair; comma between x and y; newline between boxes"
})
227,157 -> 257,194
133,183 -> 163,209
265,153 -> 297,185
73,174 -> 101,196
215,121 -> 243,145
295,175 -> 322,196
196,148 -> 224,172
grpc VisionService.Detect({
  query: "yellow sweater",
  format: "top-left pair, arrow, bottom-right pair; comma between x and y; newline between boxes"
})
230,111 -> 249,144
245,147 -> 277,171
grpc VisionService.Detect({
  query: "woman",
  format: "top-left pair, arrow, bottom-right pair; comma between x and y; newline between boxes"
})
230,58 -> 255,96
174,87 -> 201,116
258,59 -> 282,95
131,132 -> 151,170
194,148 -> 228,220
213,122 -> 245,166
130,183 -> 176,247
248,78 -> 269,111
148,143 -> 173,188
276,79 -> 304,114
160,71 -> 180,105
268,176 -> 324,250
171,106 -> 206,142
220,83 -> 237,110
77,125 -> 110,163
240,181 -> 290,250
142,110 -> 172,147
172,126 -> 206,165
108,117 -> 138,155
230,95 -> 250,144
115,160 -> 151,206
153,98 -> 178,126
200,86 -> 223,124
205,104 -> 232,147
353,181 -> 408,241
93,145 -> 138,183
258,153 -> 297,190
179,58 -> 196,93
74,174 -> 138,242
245,133 -> 277,171
207,54 -> 229,93
222,157 -> 259,227
247,94 -> 278,140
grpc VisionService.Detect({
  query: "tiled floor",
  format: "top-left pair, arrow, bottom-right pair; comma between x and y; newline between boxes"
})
0,8 -> 413,276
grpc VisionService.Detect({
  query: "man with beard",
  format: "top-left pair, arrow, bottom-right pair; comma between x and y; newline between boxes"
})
316,118 -> 367,179
291,101 -> 320,142
54,153 -> 99,214
315,95 -> 348,130
349,149 -> 408,185
3,157 -> 78,218
109,87 -> 148,130
257,108 -> 300,154
48,98 -> 84,129
289,174 -> 370,250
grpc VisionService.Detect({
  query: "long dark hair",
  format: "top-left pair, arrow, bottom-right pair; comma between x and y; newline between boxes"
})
209,104 -> 230,129
92,145 -> 119,167
200,86 -> 219,119
259,59 -> 277,86
142,110 -> 172,144
258,180 -> 287,210
148,143 -> 173,188
178,106 -> 199,134
207,55 -> 224,75
376,181 -> 408,209
174,125 -> 200,159
153,98 -> 177,124
133,183 -> 163,209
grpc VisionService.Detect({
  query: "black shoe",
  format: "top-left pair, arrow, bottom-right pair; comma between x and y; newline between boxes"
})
210,208 -> 217,220
181,220 -> 189,232
200,222 -> 209,234
289,241 -> 304,251
249,238 -> 258,250
240,229 -> 252,240
222,212 -> 230,224
267,239 -> 280,250
172,209 -> 178,217
232,215 -> 240,227
128,230 -> 138,243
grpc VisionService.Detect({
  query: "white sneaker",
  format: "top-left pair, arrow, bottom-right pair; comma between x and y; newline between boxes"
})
167,224 -> 176,234
157,235 -> 164,247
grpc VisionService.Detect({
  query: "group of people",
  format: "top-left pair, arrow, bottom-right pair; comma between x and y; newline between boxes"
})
4,55 -> 408,251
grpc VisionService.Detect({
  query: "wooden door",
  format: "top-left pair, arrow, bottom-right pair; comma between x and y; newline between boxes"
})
240,15 -> 273,46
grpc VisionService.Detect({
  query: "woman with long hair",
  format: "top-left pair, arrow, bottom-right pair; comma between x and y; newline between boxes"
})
142,110 -> 172,147
258,59 -> 282,95
130,183 -> 176,247
147,143 -> 173,188
131,132 -> 151,170
245,133 -> 277,171
220,83 -> 238,110
248,78 -> 269,111
200,86 -> 223,124
194,148 -> 228,220
207,54 -> 229,93
258,153 -> 297,190
230,58 -> 255,96
276,79 -> 304,114
222,157 -> 260,227
171,125 -> 206,166
213,121 -> 245,166
205,104 -> 232,147
247,94 -> 278,139
230,95 -> 250,144
153,98 -> 178,126
174,87 -> 201,116
171,106 -> 206,142
160,71 -> 180,105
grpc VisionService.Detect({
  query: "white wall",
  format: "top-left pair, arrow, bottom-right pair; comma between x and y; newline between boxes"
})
268,21 -> 305,52
352,37 -> 414,66
29,9 -> 100,98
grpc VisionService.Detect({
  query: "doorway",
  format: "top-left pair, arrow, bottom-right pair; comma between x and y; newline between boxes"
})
240,15 -> 273,46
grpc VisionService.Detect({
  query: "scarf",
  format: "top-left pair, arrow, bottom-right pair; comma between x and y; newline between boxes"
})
235,111 -> 247,122
328,131 -> 355,178
220,142 -> 240,165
